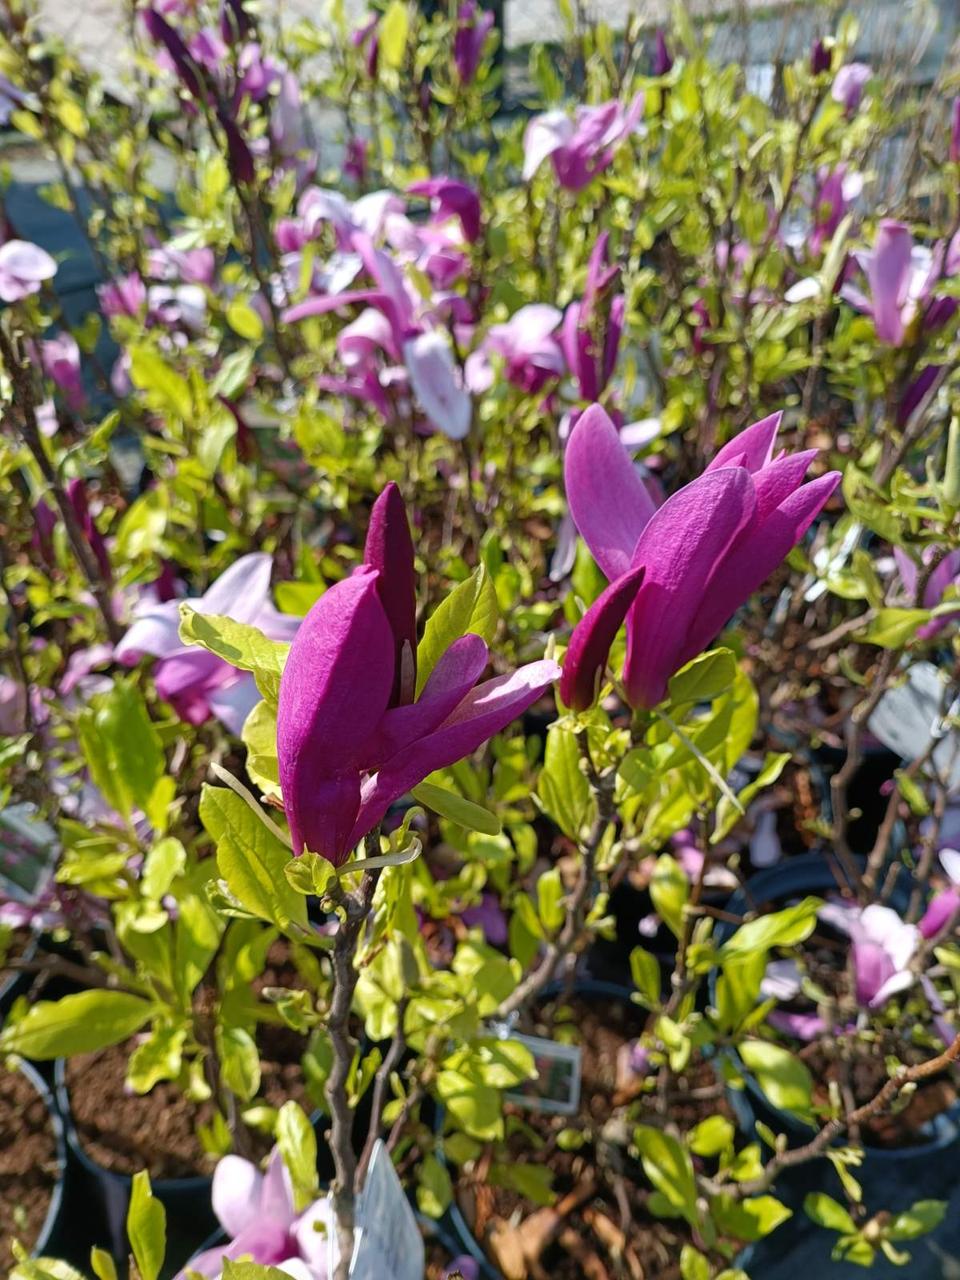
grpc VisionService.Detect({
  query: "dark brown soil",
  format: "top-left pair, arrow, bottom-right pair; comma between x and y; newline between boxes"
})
454,997 -> 740,1280
66,1018 -> 311,1179
0,1068 -> 59,1264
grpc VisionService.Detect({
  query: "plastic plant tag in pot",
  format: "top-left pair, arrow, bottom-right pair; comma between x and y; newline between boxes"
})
335,1139 -> 424,1279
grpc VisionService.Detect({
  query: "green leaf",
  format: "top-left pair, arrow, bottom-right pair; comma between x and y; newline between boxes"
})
634,1125 -> 698,1225
274,582 -> 325,617
77,681 -> 166,825
887,1200 -> 947,1241
718,898 -> 822,961
276,1101 -> 319,1212
803,1192 -> 857,1234
740,1039 -> 814,1123
179,608 -> 289,706
411,781 -> 501,835
537,724 -> 594,840
218,1027 -> 262,1101
141,838 -> 186,901
689,1114 -> 733,1157
127,1171 -> 166,1280
284,850 -> 337,898
680,1245 -> 710,1280
226,298 -> 264,342
199,786 -> 306,930
416,567 -> 498,696
115,490 -> 168,560
0,990 -> 154,1059
630,946 -> 661,1007
128,1026 -> 186,1093
668,649 -> 737,706
89,1249 -> 118,1280
857,608 -> 932,649
650,854 -> 688,938
416,1153 -> 453,1218
129,346 -> 192,421
242,699 -> 280,797
536,867 -> 565,933
714,751 -> 791,841
379,0 -> 409,69
436,1069 -> 503,1140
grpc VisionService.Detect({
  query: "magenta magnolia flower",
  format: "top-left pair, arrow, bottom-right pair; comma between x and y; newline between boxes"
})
98,272 -> 147,318
831,62 -> 870,113
920,849 -> 960,939
652,31 -> 673,76
277,483 -> 559,863
893,545 -> 960,639
177,1149 -> 332,1280
522,94 -> 644,191
465,303 -> 565,395
40,333 -> 85,412
117,553 -> 299,733
407,177 -> 481,244
810,164 -> 862,257
952,96 -> 960,164
840,220 -> 957,347
810,38 -> 831,75
453,1 -> 494,84
561,231 -> 624,401
563,406 -> 840,709
0,239 -> 56,302
219,0 -> 254,45
352,13 -> 379,78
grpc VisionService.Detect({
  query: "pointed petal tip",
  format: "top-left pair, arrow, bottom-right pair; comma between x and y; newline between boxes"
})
560,563 -> 646,711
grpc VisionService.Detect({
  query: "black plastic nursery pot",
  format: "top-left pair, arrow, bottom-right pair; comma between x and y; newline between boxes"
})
715,854 -> 960,1277
53,1058 -> 219,1275
0,1059 -> 70,1265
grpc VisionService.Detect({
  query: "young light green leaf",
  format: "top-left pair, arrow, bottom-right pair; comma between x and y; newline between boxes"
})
410,781 -> 501,835
276,1101 -> 320,1211
634,1125 -> 698,1226
740,1039 -> 815,1123
416,566 -> 498,696
127,1171 -> 166,1280
719,898 -> 822,960
630,946 -> 661,1007
199,785 -> 306,930
0,990 -> 155,1059
536,724 -> 594,840
803,1192 -> 857,1234
668,649 -> 737,706
650,854 -> 688,938
179,607 -> 289,705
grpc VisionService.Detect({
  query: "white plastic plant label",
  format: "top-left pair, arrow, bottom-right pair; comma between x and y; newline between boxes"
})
868,662 -> 960,787
346,1140 -> 424,1280
503,1032 -> 582,1116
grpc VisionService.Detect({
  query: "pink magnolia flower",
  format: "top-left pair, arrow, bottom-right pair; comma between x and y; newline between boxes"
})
831,62 -> 870,113
562,406 -> 840,709
840,220 -> 957,347
465,303 -> 565,395
0,240 -> 56,302
920,848 -> 960,939
177,1149 -> 333,1280
522,94 -> 645,191
652,30 -> 673,76
41,333 -> 85,412
277,483 -> 559,863
407,177 -> 481,244
116,553 -> 299,734
820,901 -> 919,1007
893,546 -> 960,639
98,272 -> 147,318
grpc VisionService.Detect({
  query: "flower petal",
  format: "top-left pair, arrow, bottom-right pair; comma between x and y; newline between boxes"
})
277,568 -> 395,860
212,1155 -> 263,1238
364,483 -> 418,703
707,412 -> 782,473
564,404 -> 657,580
404,332 -> 472,440
350,659 -> 560,843
622,467 -> 756,708
560,563 -> 646,711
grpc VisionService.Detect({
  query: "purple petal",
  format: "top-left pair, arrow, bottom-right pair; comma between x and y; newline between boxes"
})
707,412 -> 782,473
199,553 -> 274,624
683,470 -> 840,661
364,483 -> 418,704
361,633 -> 489,767
206,674 -> 262,735
277,568 -> 395,862
564,404 -> 658,580
920,888 -> 960,940
866,220 -> 913,346
115,600 -> 184,664
350,659 -> 560,843
622,468 -> 757,708
560,563 -> 646,711
522,110 -> 573,180
404,332 -> 472,440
